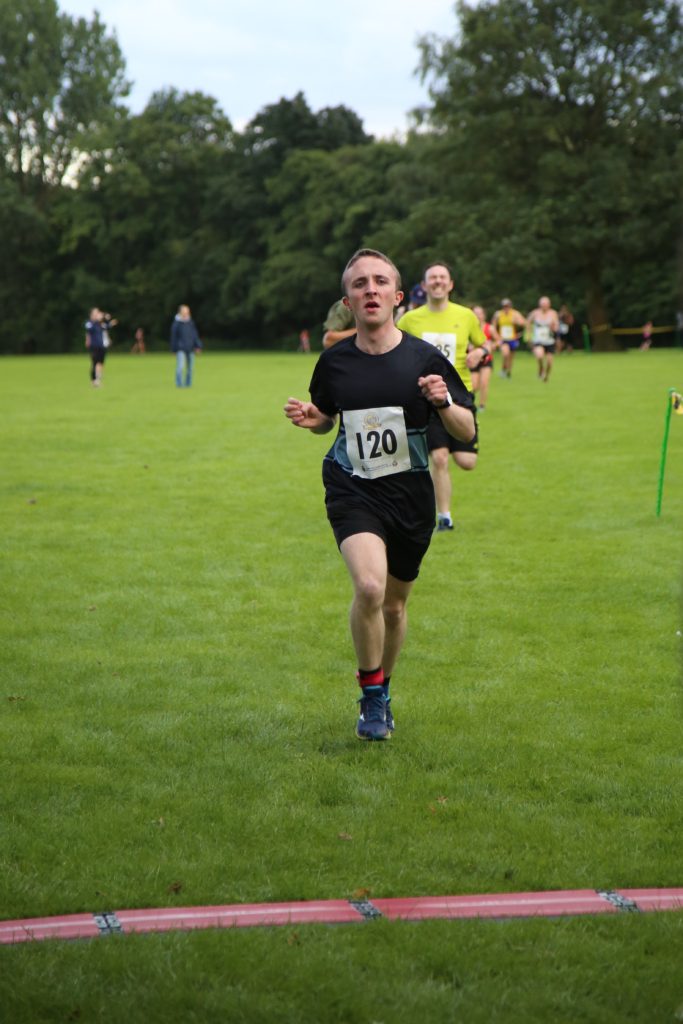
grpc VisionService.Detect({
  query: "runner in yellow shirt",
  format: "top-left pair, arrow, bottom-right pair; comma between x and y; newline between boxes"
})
397,263 -> 487,531
491,298 -> 526,379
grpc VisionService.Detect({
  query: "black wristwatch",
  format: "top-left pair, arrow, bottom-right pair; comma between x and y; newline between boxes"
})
434,392 -> 452,409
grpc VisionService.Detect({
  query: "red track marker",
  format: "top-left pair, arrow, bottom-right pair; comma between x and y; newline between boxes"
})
372,890 -> 616,921
2,889 -> 682,945
0,913 -> 101,945
116,900 -> 363,935
619,889 -> 683,912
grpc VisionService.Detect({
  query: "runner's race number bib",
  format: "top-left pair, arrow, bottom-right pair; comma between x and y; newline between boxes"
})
500,325 -> 515,340
423,332 -> 456,364
534,324 -> 552,344
344,407 -> 411,480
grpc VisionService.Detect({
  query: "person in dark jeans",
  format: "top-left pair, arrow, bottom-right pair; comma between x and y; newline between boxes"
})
170,305 -> 202,387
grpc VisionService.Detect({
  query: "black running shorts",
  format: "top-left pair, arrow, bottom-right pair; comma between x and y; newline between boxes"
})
426,412 -> 479,455
323,463 -> 434,583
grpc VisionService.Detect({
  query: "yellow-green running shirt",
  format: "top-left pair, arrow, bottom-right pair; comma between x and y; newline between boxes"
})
397,302 -> 484,391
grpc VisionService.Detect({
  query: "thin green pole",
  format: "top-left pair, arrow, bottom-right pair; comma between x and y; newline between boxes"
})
656,389 -> 676,516
582,324 -> 591,353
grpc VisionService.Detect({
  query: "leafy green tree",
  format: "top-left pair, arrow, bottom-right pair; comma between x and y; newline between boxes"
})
194,94 -> 374,345
418,0 -> 683,345
0,174 -> 54,350
0,0 -> 130,352
314,104 -> 373,150
243,91 -> 371,167
53,88 -> 234,347
246,141 -> 409,340
0,0 -> 129,192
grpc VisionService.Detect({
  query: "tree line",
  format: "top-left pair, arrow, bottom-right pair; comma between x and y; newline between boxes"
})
0,0 -> 681,354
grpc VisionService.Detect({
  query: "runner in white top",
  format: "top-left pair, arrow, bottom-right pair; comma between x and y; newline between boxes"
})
527,296 -> 560,383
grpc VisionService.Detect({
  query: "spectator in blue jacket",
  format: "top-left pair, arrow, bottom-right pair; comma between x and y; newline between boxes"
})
170,304 -> 202,387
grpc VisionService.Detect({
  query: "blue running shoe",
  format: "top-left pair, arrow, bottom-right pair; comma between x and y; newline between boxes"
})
382,682 -> 394,733
356,685 -> 389,741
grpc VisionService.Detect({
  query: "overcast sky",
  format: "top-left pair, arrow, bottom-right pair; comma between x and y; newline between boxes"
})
59,0 -> 460,137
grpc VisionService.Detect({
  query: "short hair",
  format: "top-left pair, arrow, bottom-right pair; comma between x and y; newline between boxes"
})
423,261 -> 453,281
341,249 -> 402,294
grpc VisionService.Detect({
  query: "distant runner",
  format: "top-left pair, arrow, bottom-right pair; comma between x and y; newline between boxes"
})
527,296 -> 560,382
470,305 -> 495,412
492,298 -> 526,379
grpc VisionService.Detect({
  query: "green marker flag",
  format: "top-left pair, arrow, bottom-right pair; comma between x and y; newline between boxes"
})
656,388 -> 683,516
581,325 -> 592,353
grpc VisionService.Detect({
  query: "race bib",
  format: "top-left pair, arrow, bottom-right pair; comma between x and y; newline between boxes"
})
344,407 -> 411,480
423,332 -> 456,364
534,324 -> 551,344
501,325 -> 514,340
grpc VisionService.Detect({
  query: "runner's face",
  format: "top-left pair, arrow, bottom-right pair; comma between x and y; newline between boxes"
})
424,266 -> 453,301
343,256 -> 402,328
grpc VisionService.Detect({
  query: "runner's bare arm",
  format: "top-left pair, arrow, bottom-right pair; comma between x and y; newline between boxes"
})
322,328 -> 356,349
284,397 -> 336,434
417,375 -> 475,443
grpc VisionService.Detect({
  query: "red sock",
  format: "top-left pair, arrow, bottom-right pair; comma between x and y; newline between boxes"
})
356,667 -> 384,688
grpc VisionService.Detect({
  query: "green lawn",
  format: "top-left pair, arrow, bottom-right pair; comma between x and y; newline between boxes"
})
1,348 -> 682,1022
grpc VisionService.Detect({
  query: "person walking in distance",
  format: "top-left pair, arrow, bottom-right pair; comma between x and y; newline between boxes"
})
131,326 -> 146,353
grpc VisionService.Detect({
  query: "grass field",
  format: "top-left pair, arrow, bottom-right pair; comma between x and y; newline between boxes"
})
1,347 -> 682,1022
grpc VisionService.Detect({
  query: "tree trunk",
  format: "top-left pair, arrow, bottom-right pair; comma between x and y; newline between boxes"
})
585,266 -> 619,351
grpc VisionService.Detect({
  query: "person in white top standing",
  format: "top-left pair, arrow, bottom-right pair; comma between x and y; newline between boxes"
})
527,296 -> 560,382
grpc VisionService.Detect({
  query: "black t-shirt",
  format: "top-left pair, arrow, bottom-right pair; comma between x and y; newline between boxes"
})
309,331 -> 474,534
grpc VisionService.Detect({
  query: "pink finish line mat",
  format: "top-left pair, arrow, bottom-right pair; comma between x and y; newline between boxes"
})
2,888 -> 681,945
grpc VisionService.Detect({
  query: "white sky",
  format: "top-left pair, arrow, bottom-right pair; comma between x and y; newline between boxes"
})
59,0 -> 460,137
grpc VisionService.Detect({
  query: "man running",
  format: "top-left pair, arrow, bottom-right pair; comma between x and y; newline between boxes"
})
284,249 -> 475,741
527,296 -> 560,382
396,263 -> 486,532
322,298 -> 356,349
470,305 -> 495,412
492,298 -> 526,379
